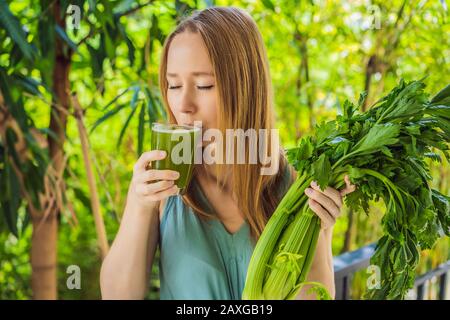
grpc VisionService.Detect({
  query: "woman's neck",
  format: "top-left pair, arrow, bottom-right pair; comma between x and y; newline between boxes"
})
197,163 -> 233,193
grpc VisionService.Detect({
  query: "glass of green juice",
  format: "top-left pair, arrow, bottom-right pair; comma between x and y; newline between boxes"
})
151,122 -> 201,195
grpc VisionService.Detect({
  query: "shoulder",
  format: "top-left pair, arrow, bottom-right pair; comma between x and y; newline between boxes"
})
287,163 -> 297,180
159,195 -> 183,226
273,155 -> 297,199
159,198 -> 167,222
280,154 -> 297,184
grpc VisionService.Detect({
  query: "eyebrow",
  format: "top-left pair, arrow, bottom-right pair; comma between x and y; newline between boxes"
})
167,72 -> 214,77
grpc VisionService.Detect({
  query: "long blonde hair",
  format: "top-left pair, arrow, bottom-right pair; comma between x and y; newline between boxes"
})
158,7 -> 295,242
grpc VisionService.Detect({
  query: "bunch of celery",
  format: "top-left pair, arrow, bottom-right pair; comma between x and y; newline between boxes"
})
242,79 -> 450,300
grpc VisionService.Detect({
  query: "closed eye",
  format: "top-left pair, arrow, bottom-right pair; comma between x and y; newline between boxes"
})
168,85 -> 214,90
197,85 -> 214,90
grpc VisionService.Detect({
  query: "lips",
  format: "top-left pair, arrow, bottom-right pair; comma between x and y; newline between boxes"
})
183,122 -> 203,129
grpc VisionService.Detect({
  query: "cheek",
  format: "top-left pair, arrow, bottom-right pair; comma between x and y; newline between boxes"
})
200,94 -> 218,126
166,90 -> 218,127
166,93 -> 177,112
166,93 -> 182,120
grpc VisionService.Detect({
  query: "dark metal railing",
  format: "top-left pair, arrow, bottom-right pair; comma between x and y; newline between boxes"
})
333,243 -> 376,300
415,261 -> 450,300
333,243 -> 450,300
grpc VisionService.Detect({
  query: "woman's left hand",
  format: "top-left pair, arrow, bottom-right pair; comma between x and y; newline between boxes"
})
304,175 -> 356,230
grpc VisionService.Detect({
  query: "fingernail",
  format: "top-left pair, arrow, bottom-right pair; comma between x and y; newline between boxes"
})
173,172 -> 180,179
160,151 -> 166,157
305,188 -> 312,195
311,181 -> 317,187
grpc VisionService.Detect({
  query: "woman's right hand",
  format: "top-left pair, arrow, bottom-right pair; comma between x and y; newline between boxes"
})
101,149 -> 176,299
128,150 -> 180,211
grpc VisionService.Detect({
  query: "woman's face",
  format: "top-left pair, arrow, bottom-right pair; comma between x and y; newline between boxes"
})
166,31 -> 218,132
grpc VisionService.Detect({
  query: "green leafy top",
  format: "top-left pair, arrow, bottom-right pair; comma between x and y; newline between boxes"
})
286,79 -> 450,299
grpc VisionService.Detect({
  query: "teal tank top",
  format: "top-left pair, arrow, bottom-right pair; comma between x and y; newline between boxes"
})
158,166 -> 291,300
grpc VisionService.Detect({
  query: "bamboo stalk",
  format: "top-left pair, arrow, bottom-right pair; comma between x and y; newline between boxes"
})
71,94 -> 109,260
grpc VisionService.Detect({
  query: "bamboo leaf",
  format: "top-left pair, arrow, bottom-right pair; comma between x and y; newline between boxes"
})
0,1 -> 35,60
4,160 -> 20,237
144,87 -> 159,123
261,0 -> 276,12
12,74 -> 42,97
37,14 -> 55,88
101,88 -> 130,111
73,187 -> 92,211
150,14 -> 165,45
86,43 -> 106,81
55,25 -> 78,53
5,128 -> 22,167
9,43 -> 24,67
130,85 -> 140,110
0,67 -> 15,107
117,21 -> 135,66
117,98 -> 139,150
90,103 -> 127,133
88,0 -> 96,12
137,102 -> 146,155
102,28 -> 115,60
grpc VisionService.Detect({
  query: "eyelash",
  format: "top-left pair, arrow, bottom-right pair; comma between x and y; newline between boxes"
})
168,85 -> 214,90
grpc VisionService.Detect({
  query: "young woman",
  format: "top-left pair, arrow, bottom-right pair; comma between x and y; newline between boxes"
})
100,6 -> 356,300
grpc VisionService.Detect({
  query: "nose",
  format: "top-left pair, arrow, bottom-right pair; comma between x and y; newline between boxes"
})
178,88 -> 196,115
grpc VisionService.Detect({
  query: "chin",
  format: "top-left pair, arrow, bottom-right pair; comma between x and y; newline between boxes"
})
201,140 -> 209,147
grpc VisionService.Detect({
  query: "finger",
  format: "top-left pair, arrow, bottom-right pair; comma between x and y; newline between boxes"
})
135,180 -> 175,197
133,150 -> 166,173
145,180 -> 176,194
138,169 -> 180,183
340,175 -> 357,197
308,198 -> 335,229
310,181 -> 343,208
305,187 -> 341,218
149,185 -> 180,201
